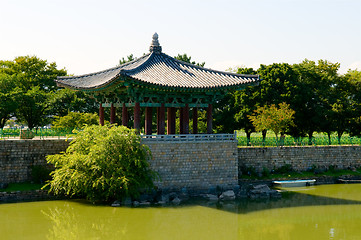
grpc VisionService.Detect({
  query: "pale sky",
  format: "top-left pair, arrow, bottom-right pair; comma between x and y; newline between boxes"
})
1,0 -> 360,75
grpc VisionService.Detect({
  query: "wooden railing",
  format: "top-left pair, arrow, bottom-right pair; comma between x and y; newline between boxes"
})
140,133 -> 237,142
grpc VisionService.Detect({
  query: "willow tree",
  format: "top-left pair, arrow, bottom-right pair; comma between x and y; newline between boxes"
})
46,125 -> 158,202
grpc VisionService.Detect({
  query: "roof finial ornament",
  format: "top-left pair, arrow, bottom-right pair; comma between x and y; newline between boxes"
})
149,32 -> 162,53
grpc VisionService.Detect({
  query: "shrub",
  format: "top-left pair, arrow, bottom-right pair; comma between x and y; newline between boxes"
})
274,164 -> 293,174
51,112 -> 98,131
31,165 -> 52,184
45,125 -> 157,202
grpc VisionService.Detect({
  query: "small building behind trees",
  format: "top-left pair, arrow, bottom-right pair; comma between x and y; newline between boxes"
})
56,33 -> 260,135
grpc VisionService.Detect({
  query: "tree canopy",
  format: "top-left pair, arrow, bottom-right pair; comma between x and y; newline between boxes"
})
46,125 -> 157,202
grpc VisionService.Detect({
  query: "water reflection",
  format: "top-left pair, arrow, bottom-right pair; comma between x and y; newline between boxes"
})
1,184 -> 361,240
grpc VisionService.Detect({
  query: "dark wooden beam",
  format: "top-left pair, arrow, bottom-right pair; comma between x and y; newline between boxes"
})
145,107 -> 152,135
179,107 -> 184,134
157,103 -> 165,135
207,104 -> 213,134
134,102 -> 140,132
167,107 -> 176,134
99,104 -> 105,126
193,107 -> 198,134
183,104 -> 189,134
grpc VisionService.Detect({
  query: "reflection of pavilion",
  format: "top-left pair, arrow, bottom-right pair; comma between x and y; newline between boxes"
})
56,33 -> 260,135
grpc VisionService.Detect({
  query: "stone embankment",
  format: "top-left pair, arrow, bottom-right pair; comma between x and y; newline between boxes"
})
0,190 -> 60,203
111,184 -> 281,207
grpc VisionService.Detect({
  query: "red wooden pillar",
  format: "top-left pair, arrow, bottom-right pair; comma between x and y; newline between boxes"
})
179,107 -> 184,134
122,103 -> 128,127
207,104 -> 213,134
183,104 -> 189,134
157,104 -> 165,135
145,107 -> 152,135
192,107 -> 198,134
110,103 -> 116,124
167,107 -> 176,134
99,103 -> 104,126
134,102 -> 140,132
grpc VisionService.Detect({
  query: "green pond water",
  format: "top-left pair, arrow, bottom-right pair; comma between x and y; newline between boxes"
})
1,184 -> 361,240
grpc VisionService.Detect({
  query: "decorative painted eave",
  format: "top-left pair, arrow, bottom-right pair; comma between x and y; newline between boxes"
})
56,33 -> 260,92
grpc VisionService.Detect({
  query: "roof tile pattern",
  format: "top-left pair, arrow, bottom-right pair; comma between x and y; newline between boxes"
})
56,52 -> 259,90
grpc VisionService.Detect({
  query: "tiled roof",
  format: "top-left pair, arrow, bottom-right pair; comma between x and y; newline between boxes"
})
56,34 -> 260,91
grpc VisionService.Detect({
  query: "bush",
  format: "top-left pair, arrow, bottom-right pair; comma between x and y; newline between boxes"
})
31,165 -> 52,184
51,112 -> 98,131
45,125 -> 157,202
274,164 -> 293,174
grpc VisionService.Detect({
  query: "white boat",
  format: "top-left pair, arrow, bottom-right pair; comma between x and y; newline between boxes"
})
273,179 -> 316,187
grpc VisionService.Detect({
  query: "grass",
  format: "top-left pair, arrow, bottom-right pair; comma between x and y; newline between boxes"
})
236,130 -> 361,147
1,182 -> 46,193
0,128 -> 74,139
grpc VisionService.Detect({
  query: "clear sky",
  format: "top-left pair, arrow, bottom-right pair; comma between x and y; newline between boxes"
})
1,0 -> 360,75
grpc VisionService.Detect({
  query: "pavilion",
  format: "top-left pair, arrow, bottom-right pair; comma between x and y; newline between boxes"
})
56,33 -> 260,135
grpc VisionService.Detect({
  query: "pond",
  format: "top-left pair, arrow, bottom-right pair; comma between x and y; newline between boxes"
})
1,184 -> 361,240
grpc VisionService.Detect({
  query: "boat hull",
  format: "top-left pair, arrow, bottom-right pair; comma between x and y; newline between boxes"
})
273,179 -> 316,187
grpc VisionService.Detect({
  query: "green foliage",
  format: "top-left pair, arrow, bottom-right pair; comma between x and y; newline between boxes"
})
274,164 -> 294,174
249,102 -> 295,139
0,73 -> 19,128
3,182 -> 44,192
31,165 -> 52,184
344,69 -> 361,137
119,54 -> 135,65
16,86 -> 52,129
0,56 -> 67,92
46,125 -> 157,202
0,56 -> 67,129
52,112 -> 99,131
174,53 -> 205,67
240,165 -> 257,178
51,89 -> 98,117
291,59 -> 341,141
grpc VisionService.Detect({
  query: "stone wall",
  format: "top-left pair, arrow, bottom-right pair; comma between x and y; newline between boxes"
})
144,141 -> 239,191
0,139 -> 69,184
238,146 -> 361,175
2,139 -> 361,190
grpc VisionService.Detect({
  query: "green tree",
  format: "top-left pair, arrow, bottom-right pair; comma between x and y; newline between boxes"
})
16,86 -> 51,129
0,73 -> 19,128
233,64 -> 298,140
119,54 -> 135,65
52,112 -> 99,131
233,67 -> 258,143
51,89 -> 98,117
0,56 -> 66,92
46,125 -> 157,202
174,53 -> 205,67
292,59 -> 340,143
344,69 -> 361,137
249,102 -> 295,142
0,56 -> 67,129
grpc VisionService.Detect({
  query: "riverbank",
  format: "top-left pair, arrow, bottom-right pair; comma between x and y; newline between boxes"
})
2,174 -> 361,204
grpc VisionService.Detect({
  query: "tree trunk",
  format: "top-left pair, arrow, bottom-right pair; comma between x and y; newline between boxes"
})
327,132 -> 331,145
280,132 -> 285,146
337,131 -> 343,144
308,131 -> 313,145
246,130 -> 252,146
262,130 -> 267,146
